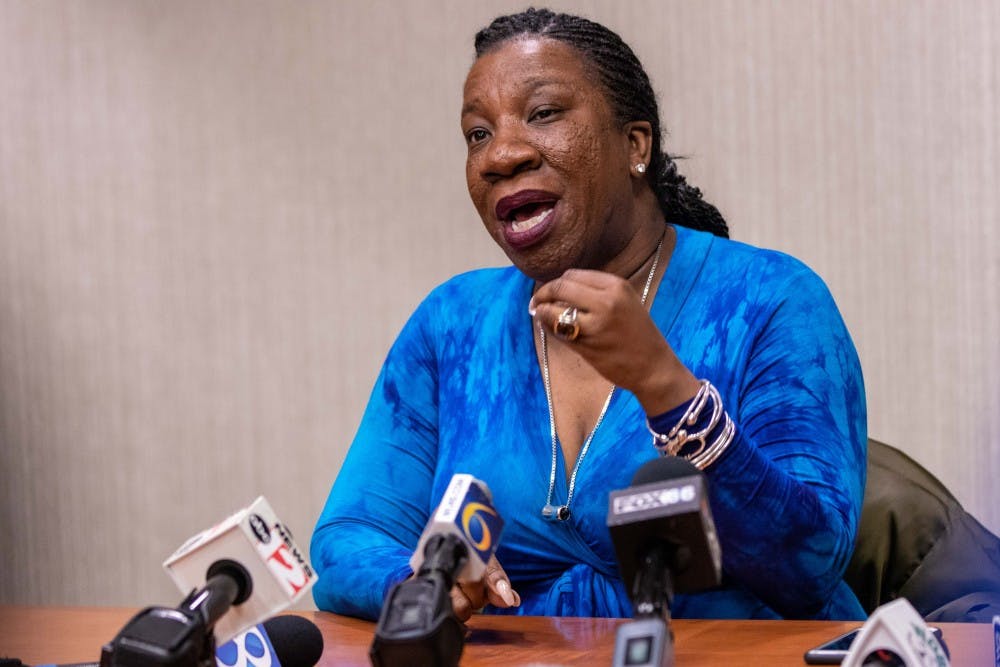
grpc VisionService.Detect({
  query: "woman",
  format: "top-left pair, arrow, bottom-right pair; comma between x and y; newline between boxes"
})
311,8 -> 867,621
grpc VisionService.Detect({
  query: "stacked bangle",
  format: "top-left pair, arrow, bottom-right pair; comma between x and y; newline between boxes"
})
646,380 -> 736,470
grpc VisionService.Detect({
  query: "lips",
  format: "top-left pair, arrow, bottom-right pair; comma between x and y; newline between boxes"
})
494,190 -> 559,250
496,190 -> 558,220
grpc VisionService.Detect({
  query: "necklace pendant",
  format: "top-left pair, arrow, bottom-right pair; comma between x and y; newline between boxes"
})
538,236 -> 663,531
542,504 -> 571,522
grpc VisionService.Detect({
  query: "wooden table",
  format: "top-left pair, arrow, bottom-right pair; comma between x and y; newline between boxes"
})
0,606 -> 993,666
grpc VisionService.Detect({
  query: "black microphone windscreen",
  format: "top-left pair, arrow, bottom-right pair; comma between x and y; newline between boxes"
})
631,456 -> 701,486
609,457 -> 721,594
262,615 -> 324,667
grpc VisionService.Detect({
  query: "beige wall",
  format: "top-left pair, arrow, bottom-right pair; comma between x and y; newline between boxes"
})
1,1 -> 997,607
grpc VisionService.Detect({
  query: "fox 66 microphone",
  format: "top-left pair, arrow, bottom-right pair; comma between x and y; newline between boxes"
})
607,458 -> 722,667
98,496 -> 317,667
370,474 -> 504,667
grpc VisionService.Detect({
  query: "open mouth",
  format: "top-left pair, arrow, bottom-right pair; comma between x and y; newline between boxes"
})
494,190 -> 560,250
507,202 -> 555,233
496,190 -> 559,228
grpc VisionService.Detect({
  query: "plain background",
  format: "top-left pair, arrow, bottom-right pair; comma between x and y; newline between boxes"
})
1,0 -> 997,609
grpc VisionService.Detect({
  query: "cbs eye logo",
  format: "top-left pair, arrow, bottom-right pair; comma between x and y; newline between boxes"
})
461,502 -> 498,552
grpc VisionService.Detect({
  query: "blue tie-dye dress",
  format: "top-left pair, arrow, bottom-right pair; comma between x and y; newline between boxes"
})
311,225 -> 868,621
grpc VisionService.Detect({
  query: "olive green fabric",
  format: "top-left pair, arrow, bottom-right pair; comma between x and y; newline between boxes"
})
844,439 -> 1000,622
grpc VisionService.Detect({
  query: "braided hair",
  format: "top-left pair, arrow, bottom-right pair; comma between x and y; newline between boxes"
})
474,8 -> 729,238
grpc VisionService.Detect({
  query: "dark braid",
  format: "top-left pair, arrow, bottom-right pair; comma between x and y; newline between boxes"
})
474,8 -> 729,238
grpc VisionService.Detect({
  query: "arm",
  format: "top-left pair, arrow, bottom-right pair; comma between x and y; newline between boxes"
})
310,299 -> 441,620
703,267 -> 867,618
311,278 -> 522,621
531,257 -> 865,618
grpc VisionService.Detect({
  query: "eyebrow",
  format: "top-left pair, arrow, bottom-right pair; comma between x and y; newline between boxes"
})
461,77 -> 571,116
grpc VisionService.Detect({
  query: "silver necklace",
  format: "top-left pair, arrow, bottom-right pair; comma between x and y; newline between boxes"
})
540,236 -> 664,522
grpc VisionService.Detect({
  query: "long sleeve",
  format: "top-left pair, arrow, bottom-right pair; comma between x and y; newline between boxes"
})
310,296 -> 442,620
668,244 -> 867,619
310,230 -> 868,621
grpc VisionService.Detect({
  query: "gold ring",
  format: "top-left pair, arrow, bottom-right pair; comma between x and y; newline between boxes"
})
553,306 -> 580,341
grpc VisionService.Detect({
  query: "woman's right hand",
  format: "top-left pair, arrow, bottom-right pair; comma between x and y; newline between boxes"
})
450,555 -> 521,621
529,268 -> 701,416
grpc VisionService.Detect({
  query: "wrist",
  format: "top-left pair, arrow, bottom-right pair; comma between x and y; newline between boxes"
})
646,379 -> 737,469
630,358 -> 701,415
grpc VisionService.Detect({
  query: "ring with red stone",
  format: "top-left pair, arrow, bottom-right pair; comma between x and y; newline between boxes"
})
553,306 -> 580,341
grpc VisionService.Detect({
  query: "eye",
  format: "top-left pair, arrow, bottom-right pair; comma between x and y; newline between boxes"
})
529,107 -> 561,123
465,127 -> 491,146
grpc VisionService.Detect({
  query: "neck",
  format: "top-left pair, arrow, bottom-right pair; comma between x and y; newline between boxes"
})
592,186 -> 665,265
613,220 -> 670,294
597,189 -> 670,278
626,229 -> 666,277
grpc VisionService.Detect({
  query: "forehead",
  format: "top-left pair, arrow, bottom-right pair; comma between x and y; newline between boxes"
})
462,37 -> 603,109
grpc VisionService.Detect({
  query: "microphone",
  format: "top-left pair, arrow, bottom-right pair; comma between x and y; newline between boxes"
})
370,474 -> 504,667
216,616 -> 324,667
163,496 -> 318,643
27,616 -> 323,667
606,458 -> 722,667
98,496 -> 317,666
841,598 -> 950,667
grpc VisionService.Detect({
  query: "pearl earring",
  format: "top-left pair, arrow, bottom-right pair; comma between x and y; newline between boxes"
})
634,163 -> 646,174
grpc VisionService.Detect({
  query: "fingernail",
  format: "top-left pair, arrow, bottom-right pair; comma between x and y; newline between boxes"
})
528,303 -> 537,317
496,579 -> 518,607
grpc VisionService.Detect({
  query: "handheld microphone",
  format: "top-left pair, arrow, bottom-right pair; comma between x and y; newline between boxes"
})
370,474 -> 504,667
607,458 -> 722,667
97,496 -> 317,667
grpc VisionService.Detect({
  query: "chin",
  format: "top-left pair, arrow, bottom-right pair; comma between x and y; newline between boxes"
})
502,246 -> 577,283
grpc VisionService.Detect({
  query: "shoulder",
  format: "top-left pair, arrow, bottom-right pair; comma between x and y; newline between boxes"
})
415,266 -> 527,320
402,266 -> 528,339
679,226 -> 834,305
424,266 -> 527,305
708,233 -> 819,286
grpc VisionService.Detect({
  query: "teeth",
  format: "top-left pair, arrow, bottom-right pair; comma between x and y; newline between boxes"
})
510,206 -> 553,232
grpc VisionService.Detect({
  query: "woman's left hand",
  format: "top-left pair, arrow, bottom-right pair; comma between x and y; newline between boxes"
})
450,555 -> 521,621
529,268 -> 700,415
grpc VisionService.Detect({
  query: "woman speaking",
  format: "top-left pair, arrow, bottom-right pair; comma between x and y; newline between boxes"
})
311,8 -> 867,622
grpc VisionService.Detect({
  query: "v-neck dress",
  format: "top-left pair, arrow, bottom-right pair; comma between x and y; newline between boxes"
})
311,225 -> 868,620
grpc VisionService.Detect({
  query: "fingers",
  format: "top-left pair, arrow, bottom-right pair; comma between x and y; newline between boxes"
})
535,303 -> 643,349
483,555 -> 521,609
487,577 -> 522,609
449,556 -> 520,621
450,584 -> 477,622
529,270 -> 640,339
528,269 -> 622,315
459,578 -> 488,609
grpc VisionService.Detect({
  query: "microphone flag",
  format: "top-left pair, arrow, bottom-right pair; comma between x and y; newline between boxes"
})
163,496 -> 317,644
408,474 -> 504,584
216,623 -> 281,667
842,598 -> 949,667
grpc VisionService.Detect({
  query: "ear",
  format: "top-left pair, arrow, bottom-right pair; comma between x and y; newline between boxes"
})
624,121 -> 653,173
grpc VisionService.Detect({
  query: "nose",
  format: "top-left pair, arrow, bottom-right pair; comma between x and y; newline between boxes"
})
479,122 -> 540,182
